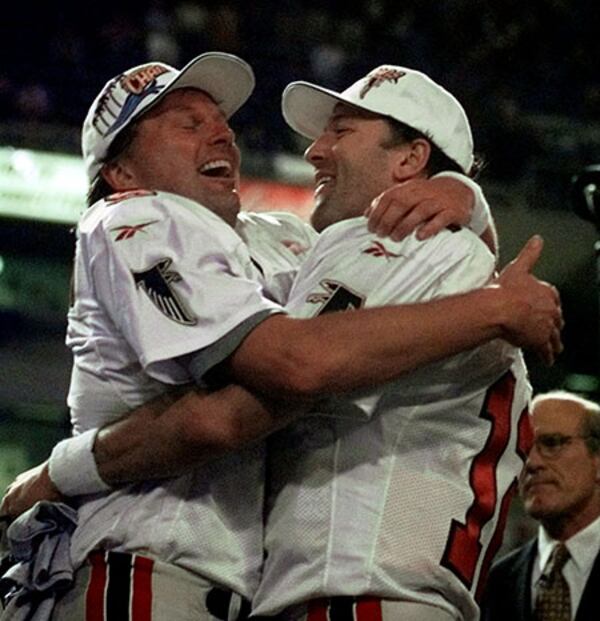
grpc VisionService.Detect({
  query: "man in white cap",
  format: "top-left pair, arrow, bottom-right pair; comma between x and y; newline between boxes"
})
241,66 -> 539,621
0,55 -> 561,621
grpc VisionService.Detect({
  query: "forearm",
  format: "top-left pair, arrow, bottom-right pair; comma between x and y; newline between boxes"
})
230,286 -> 510,396
93,385 -> 300,486
3,386 -> 299,516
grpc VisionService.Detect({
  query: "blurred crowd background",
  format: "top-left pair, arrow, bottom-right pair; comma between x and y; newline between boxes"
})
2,0 -> 599,174
1,0 -> 599,551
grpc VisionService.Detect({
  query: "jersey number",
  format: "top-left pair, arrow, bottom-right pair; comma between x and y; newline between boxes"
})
440,370 -> 532,599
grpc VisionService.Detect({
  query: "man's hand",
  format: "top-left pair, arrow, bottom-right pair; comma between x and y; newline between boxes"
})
493,236 -> 563,365
365,176 -> 474,241
0,461 -> 63,521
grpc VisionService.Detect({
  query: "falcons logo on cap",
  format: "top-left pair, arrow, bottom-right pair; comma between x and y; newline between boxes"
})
359,68 -> 406,99
133,258 -> 197,325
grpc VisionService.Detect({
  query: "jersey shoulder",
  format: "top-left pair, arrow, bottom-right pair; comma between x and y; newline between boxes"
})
313,217 -> 492,267
80,190 -> 239,245
237,211 -> 317,246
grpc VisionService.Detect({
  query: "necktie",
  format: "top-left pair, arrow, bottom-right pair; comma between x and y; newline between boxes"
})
534,543 -> 571,621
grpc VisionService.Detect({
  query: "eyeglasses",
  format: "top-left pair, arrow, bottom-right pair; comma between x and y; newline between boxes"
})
532,433 -> 590,459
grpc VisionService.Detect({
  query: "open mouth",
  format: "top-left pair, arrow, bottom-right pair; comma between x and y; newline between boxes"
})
200,160 -> 233,179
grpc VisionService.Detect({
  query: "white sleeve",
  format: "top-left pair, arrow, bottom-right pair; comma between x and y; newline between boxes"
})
84,192 -> 282,384
433,171 -> 492,236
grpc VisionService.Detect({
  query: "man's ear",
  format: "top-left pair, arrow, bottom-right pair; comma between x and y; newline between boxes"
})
100,159 -> 138,191
391,139 -> 431,182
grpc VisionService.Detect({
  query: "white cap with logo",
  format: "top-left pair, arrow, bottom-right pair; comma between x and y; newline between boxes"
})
82,52 -> 255,182
282,65 -> 474,173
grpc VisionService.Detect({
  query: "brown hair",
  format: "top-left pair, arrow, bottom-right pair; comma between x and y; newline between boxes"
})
380,117 -> 484,179
86,122 -> 139,207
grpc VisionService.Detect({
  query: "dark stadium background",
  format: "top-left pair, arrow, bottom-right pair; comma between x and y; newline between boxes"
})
1,0 -> 598,550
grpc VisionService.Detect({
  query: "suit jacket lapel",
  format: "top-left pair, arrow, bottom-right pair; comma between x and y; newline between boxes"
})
575,548 -> 600,621
517,540 -> 537,621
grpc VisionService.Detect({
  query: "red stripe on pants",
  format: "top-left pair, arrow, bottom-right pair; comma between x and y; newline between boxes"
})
307,598 -> 329,621
86,552 -> 107,621
356,597 -> 382,621
131,554 -> 154,621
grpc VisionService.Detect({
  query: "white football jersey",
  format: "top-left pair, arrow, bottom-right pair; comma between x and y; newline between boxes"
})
63,190 -> 309,598
253,218 -> 532,620
236,211 -> 318,305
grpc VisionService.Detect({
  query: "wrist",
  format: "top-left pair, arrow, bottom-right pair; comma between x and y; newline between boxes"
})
48,428 -> 112,496
476,285 -> 511,339
434,171 -> 491,235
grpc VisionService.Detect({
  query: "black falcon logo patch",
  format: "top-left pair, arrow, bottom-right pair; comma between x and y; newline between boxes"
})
307,279 -> 366,315
133,258 -> 197,325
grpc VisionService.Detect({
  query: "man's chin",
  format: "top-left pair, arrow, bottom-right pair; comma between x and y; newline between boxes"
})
523,496 -> 559,521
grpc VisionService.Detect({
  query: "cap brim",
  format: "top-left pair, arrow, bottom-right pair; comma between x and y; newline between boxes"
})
160,52 -> 255,119
282,81 -> 354,140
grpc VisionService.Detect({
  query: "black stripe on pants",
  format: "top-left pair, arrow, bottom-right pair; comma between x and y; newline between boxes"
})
106,551 -> 133,620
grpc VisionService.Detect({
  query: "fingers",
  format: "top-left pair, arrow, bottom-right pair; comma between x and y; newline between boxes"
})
367,195 -> 453,241
414,209 -> 457,241
507,235 -> 544,274
366,193 -> 409,236
388,200 -> 440,241
536,330 -> 562,367
366,178 -> 474,242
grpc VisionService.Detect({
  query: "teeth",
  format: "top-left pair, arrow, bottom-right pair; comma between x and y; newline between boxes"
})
200,160 -> 232,174
316,176 -> 333,187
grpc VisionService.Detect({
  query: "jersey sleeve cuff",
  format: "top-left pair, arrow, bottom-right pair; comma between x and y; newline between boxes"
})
433,171 -> 491,236
48,428 -> 112,496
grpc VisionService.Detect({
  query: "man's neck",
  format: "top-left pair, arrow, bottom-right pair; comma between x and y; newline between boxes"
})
542,500 -> 600,541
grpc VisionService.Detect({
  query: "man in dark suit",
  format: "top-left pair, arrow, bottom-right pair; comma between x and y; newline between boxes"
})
481,390 -> 600,621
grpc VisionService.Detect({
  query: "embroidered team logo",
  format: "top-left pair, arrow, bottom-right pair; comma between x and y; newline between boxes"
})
359,68 -> 406,99
363,240 -> 402,260
92,65 -> 170,137
110,220 -> 159,241
307,279 -> 365,315
133,258 -> 197,325
106,189 -> 157,205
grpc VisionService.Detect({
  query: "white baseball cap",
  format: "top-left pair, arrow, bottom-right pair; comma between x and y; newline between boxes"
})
82,52 -> 255,182
282,65 -> 474,173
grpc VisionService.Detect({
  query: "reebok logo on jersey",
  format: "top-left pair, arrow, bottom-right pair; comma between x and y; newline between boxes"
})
307,279 -> 365,315
360,67 -> 406,99
363,240 -> 402,259
133,258 -> 197,325
106,189 -> 157,205
111,220 -> 159,241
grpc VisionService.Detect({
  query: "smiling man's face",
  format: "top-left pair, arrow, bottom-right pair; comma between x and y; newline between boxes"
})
114,88 -> 242,226
303,104 -> 405,233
